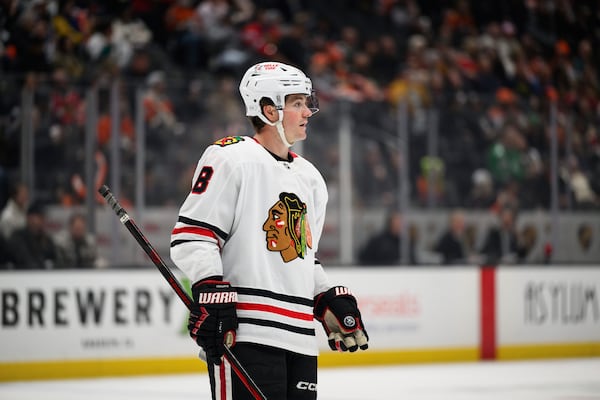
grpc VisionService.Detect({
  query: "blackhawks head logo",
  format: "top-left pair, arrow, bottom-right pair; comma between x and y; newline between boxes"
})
263,192 -> 313,262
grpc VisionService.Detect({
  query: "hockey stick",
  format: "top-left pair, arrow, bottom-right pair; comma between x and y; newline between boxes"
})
98,185 -> 267,400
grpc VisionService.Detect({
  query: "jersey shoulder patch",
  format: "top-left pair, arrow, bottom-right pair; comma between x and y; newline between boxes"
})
213,136 -> 245,147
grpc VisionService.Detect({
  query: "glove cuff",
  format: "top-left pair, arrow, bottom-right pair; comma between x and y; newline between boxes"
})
314,286 -> 357,320
192,276 -> 236,303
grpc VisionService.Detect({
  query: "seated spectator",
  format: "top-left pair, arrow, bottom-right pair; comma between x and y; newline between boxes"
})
561,156 -> 598,209
7,202 -> 62,269
164,0 -> 206,71
52,0 -> 88,47
487,124 -> 527,186
466,169 -> 496,209
55,212 -> 99,269
111,4 -> 157,71
143,70 -> 184,136
358,210 -> 417,266
54,36 -> 87,81
433,209 -> 469,265
479,207 -> 528,265
416,156 -> 446,206
0,182 -> 29,239
85,15 -> 118,72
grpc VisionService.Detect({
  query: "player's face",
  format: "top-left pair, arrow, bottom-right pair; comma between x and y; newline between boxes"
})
282,94 -> 313,143
262,201 -> 292,251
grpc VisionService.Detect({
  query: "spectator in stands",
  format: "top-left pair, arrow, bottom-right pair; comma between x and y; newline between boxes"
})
240,8 -> 283,59
111,4 -> 153,70
487,123 -> 527,186
143,70 -> 184,137
490,180 -> 521,215
561,155 -> 599,210
416,156 -> 446,206
55,212 -> 99,269
10,2 -> 53,73
479,207 -> 528,265
53,36 -> 87,82
433,209 -> 469,265
164,0 -> 206,71
6,202 -> 62,269
195,0 -> 235,57
0,182 -> 29,239
369,35 -> 401,86
354,142 -> 397,208
52,0 -> 89,48
276,14 -> 310,71
203,74 -> 246,137
49,67 -> 84,126
358,210 -> 417,266
519,223 -> 538,263
85,15 -> 118,74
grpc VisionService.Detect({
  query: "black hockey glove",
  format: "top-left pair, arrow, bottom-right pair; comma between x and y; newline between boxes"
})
189,277 -> 238,365
314,286 -> 369,352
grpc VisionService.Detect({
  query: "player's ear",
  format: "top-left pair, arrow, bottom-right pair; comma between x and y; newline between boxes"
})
263,104 -> 278,123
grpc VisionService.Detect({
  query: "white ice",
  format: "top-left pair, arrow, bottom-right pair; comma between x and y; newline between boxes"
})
1,358 -> 599,400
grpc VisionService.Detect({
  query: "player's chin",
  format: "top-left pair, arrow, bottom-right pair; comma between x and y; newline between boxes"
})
295,129 -> 308,141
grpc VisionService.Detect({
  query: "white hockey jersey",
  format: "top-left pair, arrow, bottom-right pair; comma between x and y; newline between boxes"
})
171,135 -> 331,356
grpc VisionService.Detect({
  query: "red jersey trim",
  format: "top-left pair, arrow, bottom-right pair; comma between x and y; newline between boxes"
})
237,302 -> 314,321
171,226 -> 218,241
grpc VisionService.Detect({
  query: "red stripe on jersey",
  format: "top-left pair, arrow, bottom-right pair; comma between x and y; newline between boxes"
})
172,226 -> 218,241
237,302 -> 314,321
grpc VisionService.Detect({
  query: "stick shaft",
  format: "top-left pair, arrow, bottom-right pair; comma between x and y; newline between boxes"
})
98,185 -> 267,400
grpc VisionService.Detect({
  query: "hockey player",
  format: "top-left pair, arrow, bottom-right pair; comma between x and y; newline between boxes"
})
170,62 -> 368,400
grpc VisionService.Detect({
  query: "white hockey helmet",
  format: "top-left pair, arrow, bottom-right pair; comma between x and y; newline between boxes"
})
239,62 -> 319,122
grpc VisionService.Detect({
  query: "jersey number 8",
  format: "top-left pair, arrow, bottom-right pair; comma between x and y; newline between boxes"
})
193,166 -> 214,194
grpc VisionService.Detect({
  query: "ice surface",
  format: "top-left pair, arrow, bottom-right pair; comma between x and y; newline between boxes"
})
1,358 -> 599,400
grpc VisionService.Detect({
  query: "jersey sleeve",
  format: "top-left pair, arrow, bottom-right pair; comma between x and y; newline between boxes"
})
170,145 -> 240,283
311,165 -> 331,296
313,258 -> 331,296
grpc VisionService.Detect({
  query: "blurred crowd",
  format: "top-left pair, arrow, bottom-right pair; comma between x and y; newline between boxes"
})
0,0 -> 599,268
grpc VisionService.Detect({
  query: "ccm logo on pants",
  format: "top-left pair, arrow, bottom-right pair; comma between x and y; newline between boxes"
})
296,381 -> 317,391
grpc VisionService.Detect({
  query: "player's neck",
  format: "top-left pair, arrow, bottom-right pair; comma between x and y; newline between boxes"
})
254,130 -> 290,159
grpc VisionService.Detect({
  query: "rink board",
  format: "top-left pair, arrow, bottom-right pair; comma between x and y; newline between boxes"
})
1,267 -> 599,381
495,267 -> 600,360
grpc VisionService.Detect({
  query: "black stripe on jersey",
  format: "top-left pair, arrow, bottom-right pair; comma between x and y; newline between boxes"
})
237,287 -> 313,307
170,239 -> 211,248
177,216 -> 229,240
238,317 -> 315,336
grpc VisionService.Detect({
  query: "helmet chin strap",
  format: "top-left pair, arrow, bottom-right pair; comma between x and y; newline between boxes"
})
259,110 -> 293,148
275,111 -> 293,148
